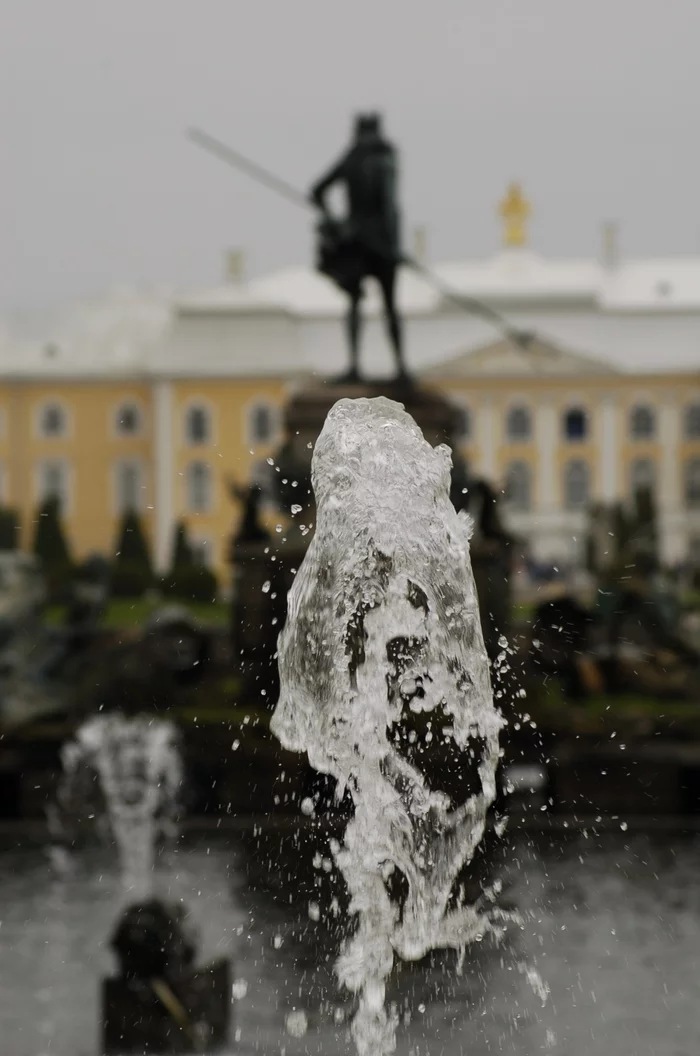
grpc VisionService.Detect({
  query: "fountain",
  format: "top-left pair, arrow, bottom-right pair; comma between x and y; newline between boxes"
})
272,396 -> 509,1054
55,713 -> 231,1053
56,713 -> 182,895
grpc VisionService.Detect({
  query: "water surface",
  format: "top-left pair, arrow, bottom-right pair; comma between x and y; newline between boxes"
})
0,825 -> 697,1055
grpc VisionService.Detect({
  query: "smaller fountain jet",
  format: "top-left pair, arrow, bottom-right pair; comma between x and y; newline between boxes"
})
57,713 -> 182,896
55,714 -> 231,1054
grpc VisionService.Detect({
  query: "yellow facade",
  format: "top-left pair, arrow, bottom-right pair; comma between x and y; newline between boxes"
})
1,368 -> 699,585
170,378 -> 289,571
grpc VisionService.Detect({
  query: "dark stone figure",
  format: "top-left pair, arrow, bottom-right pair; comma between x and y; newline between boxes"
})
228,482 -> 270,546
311,112 -> 406,382
103,899 -> 230,1054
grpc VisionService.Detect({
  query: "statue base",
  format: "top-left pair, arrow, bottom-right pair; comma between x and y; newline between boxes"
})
102,960 -> 230,1054
228,376 -> 511,709
102,898 -> 231,1054
283,377 -> 460,460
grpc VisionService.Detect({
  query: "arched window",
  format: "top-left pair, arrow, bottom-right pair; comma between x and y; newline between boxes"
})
685,403 -> 700,440
186,461 -> 212,512
629,404 -> 655,441
185,404 -> 211,445
563,407 -> 588,442
115,402 -> 142,437
248,402 -> 276,445
563,459 -> 590,510
630,457 -> 655,497
506,405 -> 531,443
504,460 -> 531,511
39,402 -> 67,438
684,459 -> 700,509
115,460 -> 143,513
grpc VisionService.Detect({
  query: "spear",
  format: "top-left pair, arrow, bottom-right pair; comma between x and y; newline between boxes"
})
187,126 -> 534,349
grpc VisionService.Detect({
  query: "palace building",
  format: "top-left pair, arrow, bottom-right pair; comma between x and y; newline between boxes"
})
2,187 -> 700,582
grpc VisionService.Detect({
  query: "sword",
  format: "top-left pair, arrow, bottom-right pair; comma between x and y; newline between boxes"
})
187,126 -> 533,349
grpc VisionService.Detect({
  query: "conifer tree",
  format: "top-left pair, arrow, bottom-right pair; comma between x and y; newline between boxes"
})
0,507 -> 20,551
111,509 -> 153,597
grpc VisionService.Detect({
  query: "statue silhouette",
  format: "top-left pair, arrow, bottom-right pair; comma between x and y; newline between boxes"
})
310,113 -> 406,382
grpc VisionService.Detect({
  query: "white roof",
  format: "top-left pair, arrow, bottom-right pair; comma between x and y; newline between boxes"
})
1,287 -> 172,377
423,334 -> 619,379
2,249 -> 700,377
176,250 -> 700,316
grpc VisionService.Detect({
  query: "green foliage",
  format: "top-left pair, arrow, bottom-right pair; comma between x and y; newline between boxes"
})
171,520 -> 194,568
110,561 -> 154,598
160,520 -> 218,602
0,507 -> 20,551
162,562 -> 219,603
31,496 -> 72,599
112,510 -> 153,597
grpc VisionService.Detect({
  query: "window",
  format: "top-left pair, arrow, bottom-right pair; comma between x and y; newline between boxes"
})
453,404 -> 471,442
249,402 -> 276,445
186,461 -> 212,512
38,459 -> 68,511
629,404 -> 655,441
115,460 -> 143,513
563,407 -> 588,442
685,403 -> 700,440
506,405 -> 531,443
630,458 -> 655,497
185,404 -> 211,445
684,459 -> 700,509
39,402 -> 67,438
190,538 -> 213,567
563,459 -> 590,510
115,402 -> 142,436
504,460 -> 531,511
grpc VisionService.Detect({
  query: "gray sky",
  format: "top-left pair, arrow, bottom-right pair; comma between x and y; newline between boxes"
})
2,0 -> 700,311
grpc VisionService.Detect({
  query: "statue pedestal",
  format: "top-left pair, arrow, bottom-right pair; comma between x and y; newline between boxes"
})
102,899 -> 231,1054
274,379 -> 466,518
229,378 -> 512,711
283,377 -> 461,465
102,960 -> 230,1054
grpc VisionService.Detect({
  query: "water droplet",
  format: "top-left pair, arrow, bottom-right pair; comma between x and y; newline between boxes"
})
285,1010 -> 308,1037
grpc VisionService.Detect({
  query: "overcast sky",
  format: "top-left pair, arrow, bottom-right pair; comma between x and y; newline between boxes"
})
2,0 -> 700,311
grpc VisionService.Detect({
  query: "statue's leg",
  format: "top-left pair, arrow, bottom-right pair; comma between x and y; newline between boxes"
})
348,291 -> 361,377
378,267 -> 406,379
336,286 -> 362,383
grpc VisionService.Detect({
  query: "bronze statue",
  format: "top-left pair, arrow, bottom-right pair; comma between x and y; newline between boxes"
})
310,113 -> 406,382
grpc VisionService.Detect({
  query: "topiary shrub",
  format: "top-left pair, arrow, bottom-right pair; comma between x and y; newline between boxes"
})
31,496 -> 73,601
112,510 -> 153,598
0,507 -> 20,551
161,521 -> 218,602
163,562 -> 219,603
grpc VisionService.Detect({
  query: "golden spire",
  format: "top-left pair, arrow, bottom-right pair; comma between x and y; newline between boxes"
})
499,182 -> 531,247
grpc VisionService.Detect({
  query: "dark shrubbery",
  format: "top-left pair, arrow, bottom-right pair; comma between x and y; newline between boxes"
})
161,520 -> 218,602
31,496 -> 73,600
111,510 -> 154,598
0,507 -> 20,551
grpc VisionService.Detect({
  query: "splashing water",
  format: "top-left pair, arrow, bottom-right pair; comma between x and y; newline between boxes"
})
272,397 -> 506,1055
57,714 -> 182,898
